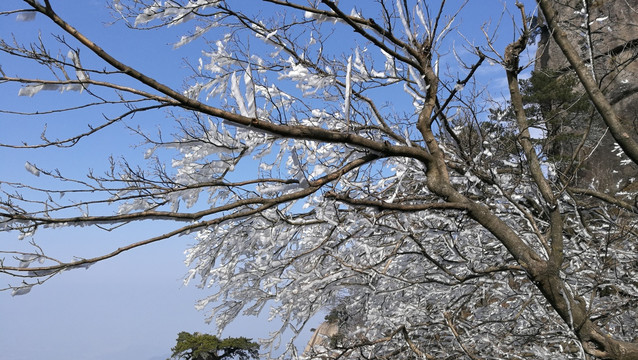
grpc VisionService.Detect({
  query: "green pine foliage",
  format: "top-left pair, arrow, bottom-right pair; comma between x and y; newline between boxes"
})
520,70 -> 596,164
168,332 -> 259,360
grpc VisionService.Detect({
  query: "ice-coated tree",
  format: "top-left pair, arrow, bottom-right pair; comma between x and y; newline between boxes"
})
2,0 -> 638,359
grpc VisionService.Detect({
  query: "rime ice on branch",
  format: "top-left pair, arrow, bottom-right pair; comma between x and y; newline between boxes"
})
2,0 -> 638,359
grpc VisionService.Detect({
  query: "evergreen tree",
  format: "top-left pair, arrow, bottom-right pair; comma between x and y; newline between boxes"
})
169,332 -> 258,360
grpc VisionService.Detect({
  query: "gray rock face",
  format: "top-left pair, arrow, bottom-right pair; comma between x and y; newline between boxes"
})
535,0 -> 638,191
303,322 -> 339,359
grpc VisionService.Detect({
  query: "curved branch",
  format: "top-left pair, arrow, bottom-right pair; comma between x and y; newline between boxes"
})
326,192 -> 470,212
24,0 -> 432,164
0,100 -> 170,148
569,187 -> 637,213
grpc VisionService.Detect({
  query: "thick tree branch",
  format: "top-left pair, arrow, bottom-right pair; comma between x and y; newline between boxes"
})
325,192 -> 470,212
23,0 -> 433,164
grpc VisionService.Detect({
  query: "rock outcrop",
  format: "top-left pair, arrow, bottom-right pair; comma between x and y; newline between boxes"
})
535,0 -> 638,191
303,322 -> 339,359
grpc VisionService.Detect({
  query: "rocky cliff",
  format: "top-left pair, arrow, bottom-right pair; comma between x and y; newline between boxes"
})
535,0 -> 638,191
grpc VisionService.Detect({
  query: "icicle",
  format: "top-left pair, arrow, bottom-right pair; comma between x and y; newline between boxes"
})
396,0 -> 415,42
230,72 -> 248,116
12,284 -> 33,296
291,149 -> 309,188
16,12 -> 36,21
344,55 -> 353,124
67,50 -> 89,83
25,162 -> 40,177
415,3 -> 430,37
243,64 -> 256,117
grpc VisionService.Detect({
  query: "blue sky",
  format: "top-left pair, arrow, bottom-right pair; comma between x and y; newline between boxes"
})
0,2 -> 300,359
0,1 -> 538,359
